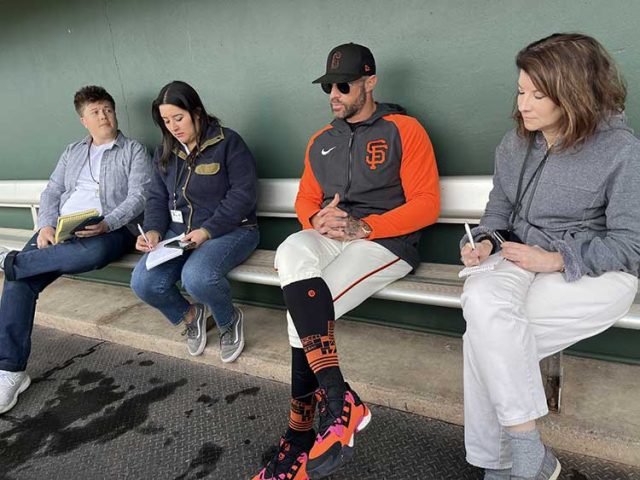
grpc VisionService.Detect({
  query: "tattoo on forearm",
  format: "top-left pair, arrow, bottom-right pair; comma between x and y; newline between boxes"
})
344,216 -> 362,239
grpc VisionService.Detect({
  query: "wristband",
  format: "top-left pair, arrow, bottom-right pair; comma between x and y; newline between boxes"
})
475,234 -> 497,254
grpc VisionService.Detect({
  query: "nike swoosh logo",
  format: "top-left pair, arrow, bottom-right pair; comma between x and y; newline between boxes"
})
321,147 -> 336,156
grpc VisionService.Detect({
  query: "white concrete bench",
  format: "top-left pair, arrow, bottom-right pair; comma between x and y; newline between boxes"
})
0,177 -> 491,309
2,177 -> 639,412
1,178 -> 638,329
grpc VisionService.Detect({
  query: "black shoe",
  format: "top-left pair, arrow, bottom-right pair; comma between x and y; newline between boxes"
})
306,383 -> 371,479
253,429 -> 315,480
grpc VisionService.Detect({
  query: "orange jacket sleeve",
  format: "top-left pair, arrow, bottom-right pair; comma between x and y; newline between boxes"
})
295,125 -> 332,229
362,115 -> 440,239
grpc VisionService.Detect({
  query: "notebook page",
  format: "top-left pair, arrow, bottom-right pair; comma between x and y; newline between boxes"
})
145,234 -> 186,270
458,254 -> 505,278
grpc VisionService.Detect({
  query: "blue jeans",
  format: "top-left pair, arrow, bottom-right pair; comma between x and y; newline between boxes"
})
130,226 -> 259,329
0,228 -> 135,372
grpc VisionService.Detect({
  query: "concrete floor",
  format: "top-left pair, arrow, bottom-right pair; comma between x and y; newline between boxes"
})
1,273 -> 639,468
2,327 -> 640,480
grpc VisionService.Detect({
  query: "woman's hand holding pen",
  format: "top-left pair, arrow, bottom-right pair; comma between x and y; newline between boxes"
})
500,242 -> 564,273
460,240 -> 493,266
135,230 -> 161,252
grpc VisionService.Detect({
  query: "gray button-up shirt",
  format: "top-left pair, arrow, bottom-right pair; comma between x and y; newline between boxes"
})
37,131 -> 151,232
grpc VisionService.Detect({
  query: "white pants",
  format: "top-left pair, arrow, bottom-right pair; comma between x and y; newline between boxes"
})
274,230 -> 412,348
461,255 -> 637,469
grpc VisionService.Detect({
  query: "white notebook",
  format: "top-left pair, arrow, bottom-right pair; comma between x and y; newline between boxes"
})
145,234 -> 186,270
458,254 -> 505,278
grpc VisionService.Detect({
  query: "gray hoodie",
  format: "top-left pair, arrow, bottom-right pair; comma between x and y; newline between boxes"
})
464,113 -> 640,282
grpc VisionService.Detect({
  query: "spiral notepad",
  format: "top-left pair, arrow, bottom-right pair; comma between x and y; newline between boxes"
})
458,254 -> 505,278
145,234 -> 186,270
54,208 -> 100,244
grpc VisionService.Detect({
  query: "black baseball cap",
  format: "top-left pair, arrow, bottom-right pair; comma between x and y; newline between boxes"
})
312,43 -> 376,84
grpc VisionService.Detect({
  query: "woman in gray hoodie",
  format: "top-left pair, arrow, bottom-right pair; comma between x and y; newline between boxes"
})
460,33 -> 640,480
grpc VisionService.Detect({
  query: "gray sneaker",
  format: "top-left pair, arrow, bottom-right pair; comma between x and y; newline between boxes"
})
182,304 -> 207,356
219,307 -> 245,363
511,447 -> 561,480
0,370 -> 31,414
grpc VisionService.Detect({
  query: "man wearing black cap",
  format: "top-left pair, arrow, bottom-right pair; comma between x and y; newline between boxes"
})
253,43 -> 440,480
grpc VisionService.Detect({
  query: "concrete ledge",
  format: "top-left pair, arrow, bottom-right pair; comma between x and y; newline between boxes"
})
1,274 -> 638,466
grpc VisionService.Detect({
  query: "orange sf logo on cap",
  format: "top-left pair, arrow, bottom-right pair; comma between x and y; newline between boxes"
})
366,139 -> 388,170
331,52 -> 342,70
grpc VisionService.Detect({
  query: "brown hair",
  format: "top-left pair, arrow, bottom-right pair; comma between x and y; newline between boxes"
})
514,33 -> 626,149
151,81 -> 219,172
73,85 -> 115,116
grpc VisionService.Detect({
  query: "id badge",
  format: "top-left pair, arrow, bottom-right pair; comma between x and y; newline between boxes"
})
170,209 -> 184,224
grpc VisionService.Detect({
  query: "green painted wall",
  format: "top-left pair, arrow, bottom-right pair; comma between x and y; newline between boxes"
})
1,0 -> 639,179
2,0 -> 640,361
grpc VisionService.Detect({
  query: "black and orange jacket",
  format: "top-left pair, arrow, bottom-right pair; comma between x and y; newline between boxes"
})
296,103 -> 440,269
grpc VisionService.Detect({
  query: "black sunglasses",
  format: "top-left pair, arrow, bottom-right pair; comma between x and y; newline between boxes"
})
320,79 -> 362,95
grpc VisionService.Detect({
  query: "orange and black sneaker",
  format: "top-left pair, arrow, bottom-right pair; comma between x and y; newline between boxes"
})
306,383 -> 372,479
252,430 -> 315,480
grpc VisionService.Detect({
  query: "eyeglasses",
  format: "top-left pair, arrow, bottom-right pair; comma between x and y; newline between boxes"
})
320,79 -> 362,95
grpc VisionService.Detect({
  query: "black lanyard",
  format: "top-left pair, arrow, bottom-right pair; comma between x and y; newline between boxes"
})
172,142 -> 200,209
86,142 -> 100,185
509,138 -> 551,230
172,160 -> 187,209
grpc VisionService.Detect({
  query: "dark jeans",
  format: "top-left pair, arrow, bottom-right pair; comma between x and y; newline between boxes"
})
131,226 -> 259,329
0,228 -> 135,372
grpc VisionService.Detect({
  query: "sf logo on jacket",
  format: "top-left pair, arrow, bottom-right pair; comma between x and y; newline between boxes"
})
366,139 -> 388,170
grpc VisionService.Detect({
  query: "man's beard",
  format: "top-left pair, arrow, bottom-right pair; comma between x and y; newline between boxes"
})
333,88 -> 367,120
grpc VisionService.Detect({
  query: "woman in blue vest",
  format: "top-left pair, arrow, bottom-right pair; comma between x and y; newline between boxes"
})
131,81 -> 259,363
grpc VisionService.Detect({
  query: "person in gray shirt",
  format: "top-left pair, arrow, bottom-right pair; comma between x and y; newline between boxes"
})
0,85 -> 151,415
460,34 -> 640,480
